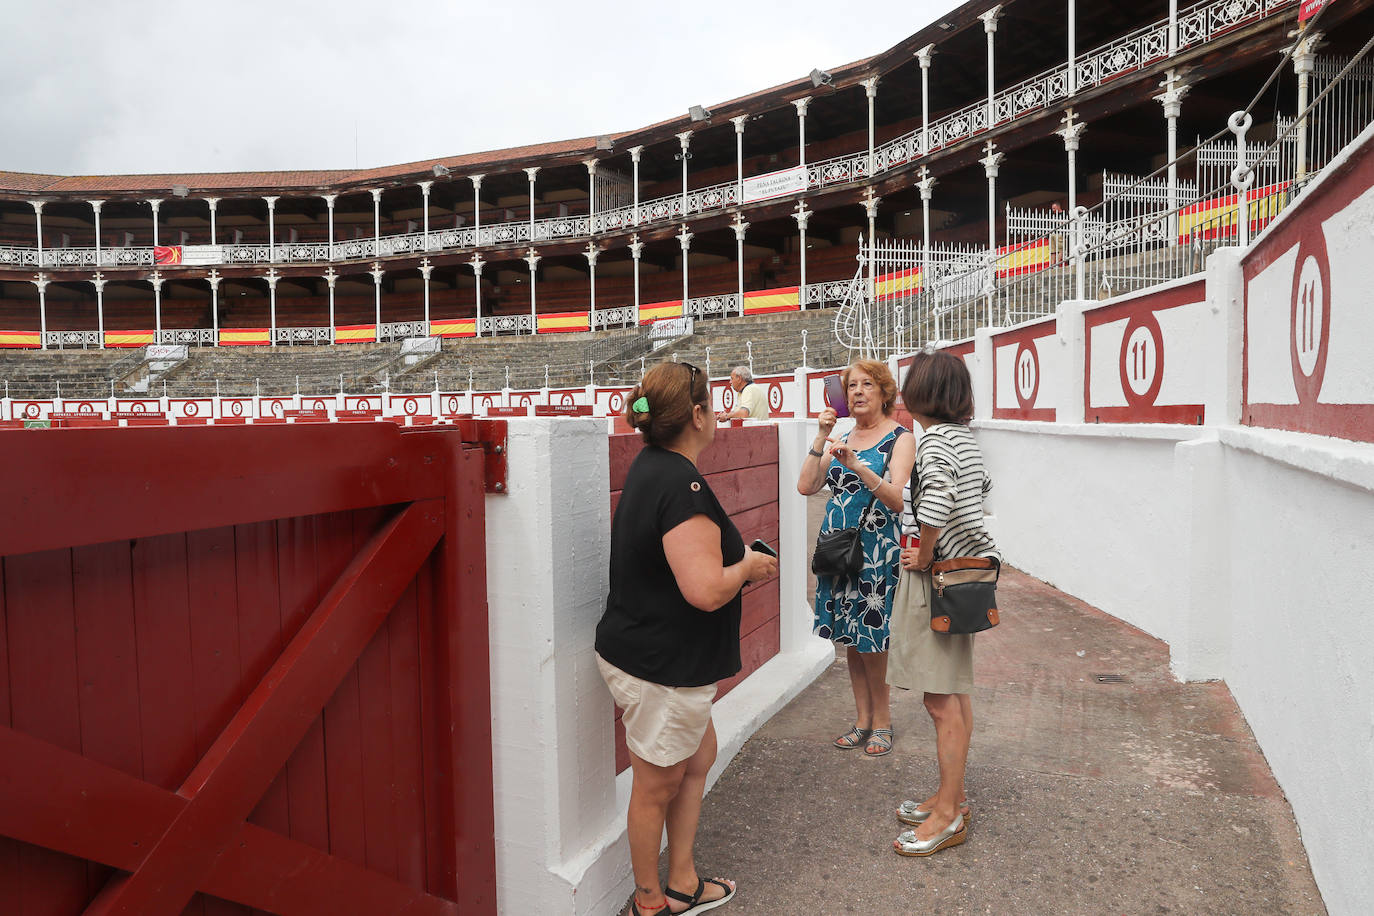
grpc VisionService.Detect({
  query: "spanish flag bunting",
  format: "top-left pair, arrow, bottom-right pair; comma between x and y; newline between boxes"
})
219,327 -> 271,346
335,324 -> 377,344
431,317 -> 477,338
994,236 -> 1058,278
742,287 -> 800,315
875,267 -> 923,301
537,311 -> 591,334
105,330 -> 155,348
1178,182 -> 1290,241
0,329 -> 41,348
638,300 -> 683,324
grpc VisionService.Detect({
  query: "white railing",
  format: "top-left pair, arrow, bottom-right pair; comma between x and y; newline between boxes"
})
43,330 -> 103,349
3,0 -> 1297,278
591,305 -> 638,330
156,328 -> 216,346
273,326 -> 333,345
379,320 -> 429,341
684,293 -> 740,320
479,314 -> 535,335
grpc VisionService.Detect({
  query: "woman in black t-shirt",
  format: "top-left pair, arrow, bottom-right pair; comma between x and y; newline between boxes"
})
596,361 -> 777,916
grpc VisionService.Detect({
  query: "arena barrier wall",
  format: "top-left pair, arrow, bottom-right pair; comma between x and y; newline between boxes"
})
0,422 -> 497,916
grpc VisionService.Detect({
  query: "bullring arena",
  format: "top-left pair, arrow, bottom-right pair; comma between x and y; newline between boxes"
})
2,1 -> 1373,914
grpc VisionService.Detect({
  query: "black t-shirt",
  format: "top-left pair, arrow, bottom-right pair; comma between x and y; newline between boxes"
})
595,446 -> 745,687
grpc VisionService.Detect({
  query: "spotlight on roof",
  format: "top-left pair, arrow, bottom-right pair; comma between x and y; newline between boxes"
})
171,185 -> 190,197
810,68 -> 834,88
688,105 -> 712,122
938,21 -> 955,30
595,135 -> 615,151
432,163 -> 452,178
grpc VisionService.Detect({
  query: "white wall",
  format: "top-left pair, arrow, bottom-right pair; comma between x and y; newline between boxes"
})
483,417 -> 831,915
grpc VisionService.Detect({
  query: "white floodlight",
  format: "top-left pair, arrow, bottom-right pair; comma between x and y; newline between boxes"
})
810,68 -> 834,88
171,185 -> 190,197
433,163 -> 451,177
688,105 -> 712,122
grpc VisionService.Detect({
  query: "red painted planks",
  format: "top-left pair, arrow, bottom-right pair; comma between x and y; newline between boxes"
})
357,600 -> 400,879
186,527 -> 246,762
71,543 -> 143,781
388,567 -> 429,891
131,533 -> 200,791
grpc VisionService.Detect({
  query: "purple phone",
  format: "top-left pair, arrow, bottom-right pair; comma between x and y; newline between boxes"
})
823,374 -> 850,417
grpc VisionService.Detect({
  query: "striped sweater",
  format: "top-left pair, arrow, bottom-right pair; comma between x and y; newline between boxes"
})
900,423 -> 1001,562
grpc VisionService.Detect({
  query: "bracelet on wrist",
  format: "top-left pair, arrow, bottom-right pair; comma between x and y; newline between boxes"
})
807,447 -> 824,458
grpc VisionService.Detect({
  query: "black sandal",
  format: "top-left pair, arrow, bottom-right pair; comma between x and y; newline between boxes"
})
664,877 -> 736,914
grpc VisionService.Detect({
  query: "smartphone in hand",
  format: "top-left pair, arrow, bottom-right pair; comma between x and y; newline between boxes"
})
822,374 -> 850,418
750,539 -> 778,558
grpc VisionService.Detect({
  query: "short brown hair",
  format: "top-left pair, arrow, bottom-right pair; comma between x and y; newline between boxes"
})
625,361 -> 709,446
901,350 -> 973,424
842,359 -> 898,416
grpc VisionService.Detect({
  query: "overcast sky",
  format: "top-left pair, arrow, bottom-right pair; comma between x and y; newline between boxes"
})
1,0 -> 954,177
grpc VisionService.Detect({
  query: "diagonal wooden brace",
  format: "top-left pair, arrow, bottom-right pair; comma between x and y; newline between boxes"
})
80,498 -> 445,916
0,726 -> 456,915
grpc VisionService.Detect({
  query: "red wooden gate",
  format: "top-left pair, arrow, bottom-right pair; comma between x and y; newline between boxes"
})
0,422 -> 497,916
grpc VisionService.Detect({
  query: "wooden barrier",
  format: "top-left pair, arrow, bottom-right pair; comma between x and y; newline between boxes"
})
0,423 -> 497,916
606,424 -> 781,773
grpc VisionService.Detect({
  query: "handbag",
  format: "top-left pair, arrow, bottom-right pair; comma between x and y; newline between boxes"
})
811,443 -> 892,579
929,557 -> 1000,634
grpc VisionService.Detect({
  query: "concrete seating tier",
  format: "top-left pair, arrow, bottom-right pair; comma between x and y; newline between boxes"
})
158,341 -> 405,396
0,349 -> 140,398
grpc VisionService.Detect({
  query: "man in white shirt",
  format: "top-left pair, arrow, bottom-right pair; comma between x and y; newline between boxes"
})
716,366 -> 767,421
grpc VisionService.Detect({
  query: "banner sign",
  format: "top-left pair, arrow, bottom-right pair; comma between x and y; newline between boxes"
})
743,166 -> 807,204
649,317 -> 694,340
181,245 -> 224,266
153,246 -> 183,265
1299,0 -> 1330,23
147,344 -> 188,361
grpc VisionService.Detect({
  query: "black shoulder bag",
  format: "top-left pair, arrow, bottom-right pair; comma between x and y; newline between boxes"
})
811,441 -> 893,579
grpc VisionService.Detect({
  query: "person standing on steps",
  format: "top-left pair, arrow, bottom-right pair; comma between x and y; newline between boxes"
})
797,359 -> 915,758
716,366 -> 766,421
597,360 -> 777,916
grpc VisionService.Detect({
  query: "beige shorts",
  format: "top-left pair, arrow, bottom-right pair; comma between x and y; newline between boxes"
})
597,653 -> 717,768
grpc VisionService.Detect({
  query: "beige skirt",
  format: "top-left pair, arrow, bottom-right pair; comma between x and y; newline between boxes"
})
886,568 -> 975,695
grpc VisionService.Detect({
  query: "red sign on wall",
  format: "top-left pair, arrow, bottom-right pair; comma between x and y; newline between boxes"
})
1299,0 -> 1330,23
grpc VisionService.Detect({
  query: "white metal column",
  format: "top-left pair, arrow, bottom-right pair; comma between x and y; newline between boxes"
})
149,198 -> 162,249
471,174 -> 484,238
89,200 -> 104,269
793,202 -> 810,310
863,78 -> 878,175
370,189 -> 382,257
370,262 -> 384,331
206,198 -> 219,246
1057,109 -> 1086,215
323,194 -> 337,260
981,6 -> 1002,127
419,180 -> 432,250
917,45 -> 934,153
267,268 -> 280,346
732,213 -> 749,318
677,225 -> 693,305
30,201 -> 44,268
33,273 -> 48,349
324,268 -> 337,343
92,272 -> 105,348
151,270 -> 163,335
469,253 -> 485,337
524,248 -> 540,334
629,148 -> 642,226
525,167 -> 539,240
264,196 -> 278,260
731,117 -> 746,201
585,159 -> 598,229
585,244 -> 599,322
629,235 -> 643,313
419,257 -> 433,330
1157,72 -> 1188,240
794,97 -> 810,168
208,270 -> 221,345
677,132 -> 692,216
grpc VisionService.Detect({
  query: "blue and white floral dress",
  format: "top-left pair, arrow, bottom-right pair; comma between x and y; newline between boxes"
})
812,427 -> 907,653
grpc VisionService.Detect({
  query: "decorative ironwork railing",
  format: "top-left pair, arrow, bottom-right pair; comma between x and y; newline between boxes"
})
43,330 -> 103,349
273,326 -> 333,345
479,314 -> 535,336
156,328 -> 216,346
684,294 -> 740,320
0,0 -> 1297,277
379,320 -> 429,342
591,305 -> 638,330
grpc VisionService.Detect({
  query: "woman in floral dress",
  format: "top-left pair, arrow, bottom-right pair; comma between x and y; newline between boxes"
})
797,359 -> 915,756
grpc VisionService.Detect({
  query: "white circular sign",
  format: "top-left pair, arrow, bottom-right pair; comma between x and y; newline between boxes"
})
1294,255 -> 1324,379
1124,325 -> 1159,396
1016,348 -> 1037,401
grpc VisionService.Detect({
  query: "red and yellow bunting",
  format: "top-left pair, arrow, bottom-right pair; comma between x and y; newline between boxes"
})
638,300 -> 683,324
105,330 -> 155,348
537,311 -> 591,334
742,286 -> 800,315
995,236 -> 1057,278
431,317 -> 477,338
0,329 -> 41,348
220,327 -> 271,346
335,324 -> 376,344
876,267 -> 923,301
1178,182 -> 1291,241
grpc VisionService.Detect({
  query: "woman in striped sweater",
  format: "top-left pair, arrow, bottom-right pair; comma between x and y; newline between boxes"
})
888,350 -> 1001,857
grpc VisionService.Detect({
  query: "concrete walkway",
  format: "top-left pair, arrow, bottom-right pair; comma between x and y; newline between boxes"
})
684,565 -> 1326,915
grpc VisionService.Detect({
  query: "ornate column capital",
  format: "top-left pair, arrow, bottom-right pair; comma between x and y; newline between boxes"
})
147,198 -> 163,213
30,200 -> 45,214
915,43 -> 935,69
369,261 -> 384,284
263,195 -> 278,210
469,251 -> 485,275
419,257 -> 433,279
32,272 -> 49,291
1056,108 -> 1087,151
628,233 -> 644,259
981,141 -> 1004,178
980,4 -> 1003,33
369,188 -> 382,203
862,186 -> 880,219
205,197 -> 219,210
792,97 -> 811,117
91,271 -> 106,291
470,174 -> 485,190
731,212 -> 750,241
792,201 -> 811,230
418,180 -> 433,195
584,242 -> 599,266
207,268 -> 222,289
676,131 -> 693,151
583,159 -> 599,176
1154,69 -> 1190,118
149,269 -> 164,291
676,224 -> 693,251
730,116 -> 747,134
524,248 -> 541,270
265,267 -> 281,289
628,146 -> 644,163
861,77 -> 879,99
524,167 -> 540,182
88,200 -> 104,213
321,194 -> 336,208
1293,31 -> 1324,75
917,165 -> 937,199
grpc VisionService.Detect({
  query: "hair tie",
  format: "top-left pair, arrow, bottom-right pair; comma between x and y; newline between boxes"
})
631,396 -> 650,414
